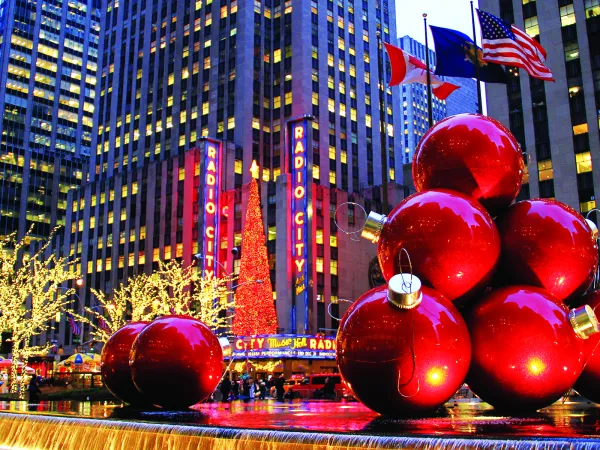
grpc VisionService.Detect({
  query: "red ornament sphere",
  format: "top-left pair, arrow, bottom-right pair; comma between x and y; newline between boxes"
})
130,316 -> 223,409
377,189 -> 500,303
336,285 -> 471,415
413,113 -> 524,214
496,199 -> 598,303
101,322 -> 150,406
467,286 -> 587,411
574,290 -> 600,403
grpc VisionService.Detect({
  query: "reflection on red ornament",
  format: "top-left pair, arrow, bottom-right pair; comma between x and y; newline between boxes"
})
413,114 -> 523,214
130,316 -> 223,409
467,286 -> 589,411
574,290 -> 600,403
369,189 -> 500,304
337,283 -> 471,416
101,322 -> 150,406
496,199 -> 598,303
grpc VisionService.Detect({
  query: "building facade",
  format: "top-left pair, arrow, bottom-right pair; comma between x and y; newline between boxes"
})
60,0 -> 404,351
480,0 -> 600,213
0,0 -> 100,239
398,35 -> 478,164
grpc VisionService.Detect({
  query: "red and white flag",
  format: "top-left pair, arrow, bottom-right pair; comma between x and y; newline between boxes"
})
384,43 -> 460,100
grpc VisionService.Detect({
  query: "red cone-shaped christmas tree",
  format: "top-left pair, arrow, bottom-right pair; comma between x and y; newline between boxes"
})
232,163 -> 278,336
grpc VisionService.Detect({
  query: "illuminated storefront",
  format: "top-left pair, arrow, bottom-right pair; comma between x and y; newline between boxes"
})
288,117 -> 312,334
227,334 -> 337,376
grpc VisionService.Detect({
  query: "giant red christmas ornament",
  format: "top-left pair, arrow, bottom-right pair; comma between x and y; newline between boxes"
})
362,189 -> 500,303
130,316 -> 223,409
337,274 -> 471,416
413,114 -> 524,214
574,290 -> 600,403
101,321 -> 149,406
496,199 -> 598,303
467,286 -> 599,412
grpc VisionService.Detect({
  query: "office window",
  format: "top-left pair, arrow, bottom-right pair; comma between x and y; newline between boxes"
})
560,4 -> 576,27
537,160 -> 553,180
585,0 -> 600,18
524,16 -> 539,37
576,152 -> 592,174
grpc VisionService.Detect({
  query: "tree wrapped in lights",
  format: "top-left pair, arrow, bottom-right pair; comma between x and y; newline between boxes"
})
232,166 -> 278,336
0,228 -> 81,395
148,260 -> 197,315
85,272 -> 164,343
86,262 -> 236,340
190,274 -> 236,334
149,259 -> 236,333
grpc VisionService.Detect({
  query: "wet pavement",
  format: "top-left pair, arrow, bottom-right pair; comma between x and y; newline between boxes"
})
2,398 -> 600,439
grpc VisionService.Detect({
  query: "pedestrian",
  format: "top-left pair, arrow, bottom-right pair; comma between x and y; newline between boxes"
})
27,375 -> 42,403
322,376 -> 336,400
220,377 -> 231,402
275,374 -> 285,401
242,377 -> 251,402
231,376 -> 240,400
258,380 -> 267,400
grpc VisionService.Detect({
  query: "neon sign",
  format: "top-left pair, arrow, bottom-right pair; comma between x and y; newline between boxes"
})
289,119 -> 309,333
201,139 -> 222,279
229,334 -> 336,360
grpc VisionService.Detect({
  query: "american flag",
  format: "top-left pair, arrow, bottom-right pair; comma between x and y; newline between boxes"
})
477,9 -> 554,81
66,312 -> 81,336
97,316 -> 110,332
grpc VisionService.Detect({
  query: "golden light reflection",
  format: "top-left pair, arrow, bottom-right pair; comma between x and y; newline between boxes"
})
426,367 -> 446,386
527,357 -> 546,376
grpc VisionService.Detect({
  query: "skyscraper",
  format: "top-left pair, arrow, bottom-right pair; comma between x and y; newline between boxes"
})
0,0 -> 100,239
63,0 -> 403,348
398,35 -> 478,164
480,0 -> 599,213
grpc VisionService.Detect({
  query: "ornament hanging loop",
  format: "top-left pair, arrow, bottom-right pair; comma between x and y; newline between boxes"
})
327,298 -> 354,322
585,209 -> 600,290
398,247 -> 414,293
397,372 -> 420,398
397,310 -> 419,398
334,202 -> 368,242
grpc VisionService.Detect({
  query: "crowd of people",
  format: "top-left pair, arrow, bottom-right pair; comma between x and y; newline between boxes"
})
214,373 -> 284,402
213,373 -> 338,402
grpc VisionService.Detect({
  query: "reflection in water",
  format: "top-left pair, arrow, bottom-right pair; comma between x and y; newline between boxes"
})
0,400 -> 599,449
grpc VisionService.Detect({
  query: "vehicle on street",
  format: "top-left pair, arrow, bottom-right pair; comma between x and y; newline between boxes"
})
286,374 -> 343,399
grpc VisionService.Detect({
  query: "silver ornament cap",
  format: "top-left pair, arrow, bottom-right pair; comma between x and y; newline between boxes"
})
361,211 -> 387,243
569,305 -> 600,340
388,273 -> 423,310
218,336 -> 232,357
586,219 -> 598,240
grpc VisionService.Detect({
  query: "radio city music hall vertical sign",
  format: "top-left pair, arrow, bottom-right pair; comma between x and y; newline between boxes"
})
201,138 -> 222,280
288,117 -> 312,333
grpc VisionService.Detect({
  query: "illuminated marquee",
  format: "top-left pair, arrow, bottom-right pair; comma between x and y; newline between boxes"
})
201,139 -> 222,279
230,334 -> 336,360
289,118 -> 309,333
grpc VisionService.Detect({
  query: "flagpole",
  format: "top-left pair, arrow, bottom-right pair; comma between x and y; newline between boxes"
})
376,31 -> 389,214
423,14 -> 433,128
470,1 -> 483,114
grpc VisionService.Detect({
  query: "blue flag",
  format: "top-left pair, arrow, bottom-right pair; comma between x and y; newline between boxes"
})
430,25 -> 507,83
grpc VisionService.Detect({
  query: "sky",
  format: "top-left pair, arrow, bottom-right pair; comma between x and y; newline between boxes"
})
394,0 -> 486,110
395,0 -> 479,46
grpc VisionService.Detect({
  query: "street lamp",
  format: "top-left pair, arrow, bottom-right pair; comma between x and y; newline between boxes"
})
231,279 -> 263,290
193,252 -> 229,276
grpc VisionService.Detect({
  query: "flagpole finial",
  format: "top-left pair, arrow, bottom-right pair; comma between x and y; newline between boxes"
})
423,13 -> 427,19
